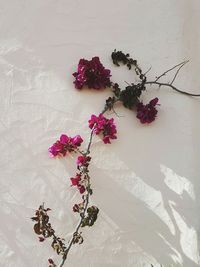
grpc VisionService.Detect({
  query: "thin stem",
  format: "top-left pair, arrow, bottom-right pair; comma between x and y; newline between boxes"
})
155,61 -> 188,82
59,184 -> 90,267
146,81 -> 200,96
145,60 -> 200,97
170,60 -> 189,85
144,66 -> 152,75
124,81 -> 131,86
86,128 -> 94,155
76,148 -> 85,155
59,105 -> 110,267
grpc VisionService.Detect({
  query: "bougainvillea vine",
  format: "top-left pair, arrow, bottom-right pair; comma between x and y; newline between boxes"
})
31,50 -> 200,267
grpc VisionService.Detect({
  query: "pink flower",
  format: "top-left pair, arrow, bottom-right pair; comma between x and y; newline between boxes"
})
48,259 -> 55,265
70,174 -> 81,186
73,57 -> 111,89
48,134 -> 83,157
73,202 -> 84,212
72,135 -> 83,146
78,185 -> 86,194
76,155 -> 91,167
70,174 -> 85,194
136,97 -> 159,124
73,204 -> 79,212
48,141 -> 63,157
60,134 -> 69,144
88,114 -> 117,144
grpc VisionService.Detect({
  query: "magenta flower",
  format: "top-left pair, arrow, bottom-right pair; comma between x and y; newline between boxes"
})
136,97 -> 159,124
73,202 -> 84,213
72,135 -> 83,146
48,259 -> 55,266
48,134 -> 83,157
76,155 -> 91,167
88,113 -> 117,144
70,174 -> 86,194
73,57 -> 111,89
78,185 -> 86,194
70,174 -> 81,186
73,204 -> 79,212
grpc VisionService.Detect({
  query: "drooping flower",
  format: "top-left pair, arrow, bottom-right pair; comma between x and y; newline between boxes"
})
48,134 -> 83,157
73,202 -> 84,213
48,259 -> 56,267
70,174 -> 81,186
72,204 -> 79,212
76,155 -> 91,167
136,97 -> 159,124
48,259 -> 54,264
78,185 -> 86,194
70,173 -> 86,194
88,113 -> 117,144
72,135 -> 83,146
73,57 -> 111,89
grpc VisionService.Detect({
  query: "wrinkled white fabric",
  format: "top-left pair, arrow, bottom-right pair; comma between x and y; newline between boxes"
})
0,0 -> 200,266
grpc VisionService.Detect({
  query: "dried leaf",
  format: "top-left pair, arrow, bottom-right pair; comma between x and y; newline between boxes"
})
34,223 -> 41,235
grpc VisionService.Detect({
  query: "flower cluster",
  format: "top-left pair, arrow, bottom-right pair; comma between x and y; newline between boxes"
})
88,113 -> 117,144
73,54 -> 160,124
73,57 -> 111,89
48,134 -> 83,157
136,98 -> 159,124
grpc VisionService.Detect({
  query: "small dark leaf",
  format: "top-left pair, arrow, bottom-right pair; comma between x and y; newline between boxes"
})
89,188 -> 93,195
39,236 -> 45,242
112,83 -> 121,97
34,223 -> 41,235
31,216 -> 38,222
81,218 -> 87,227
73,232 -> 84,245
105,96 -> 116,111
81,206 -> 99,227
51,236 -> 66,255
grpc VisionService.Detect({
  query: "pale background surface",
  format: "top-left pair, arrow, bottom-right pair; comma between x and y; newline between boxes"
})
0,0 -> 200,266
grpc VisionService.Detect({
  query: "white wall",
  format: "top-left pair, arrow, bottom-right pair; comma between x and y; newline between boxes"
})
0,0 -> 199,266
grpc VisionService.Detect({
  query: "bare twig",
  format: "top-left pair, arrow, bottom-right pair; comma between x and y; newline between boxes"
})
170,60 -> 189,85
155,61 -> 188,82
110,108 -> 124,118
146,81 -> 200,96
59,178 -> 90,267
76,148 -> 85,155
144,66 -> 152,75
124,81 -> 131,85
145,60 -> 200,96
